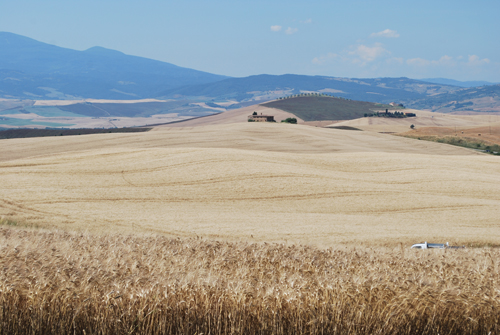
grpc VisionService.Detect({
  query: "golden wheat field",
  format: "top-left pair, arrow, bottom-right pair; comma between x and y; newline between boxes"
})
0,226 -> 498,335
1,121 -> 500,333
0,123 -> 498,246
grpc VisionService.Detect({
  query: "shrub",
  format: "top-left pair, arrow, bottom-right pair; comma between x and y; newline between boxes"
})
281,118 -> 297,124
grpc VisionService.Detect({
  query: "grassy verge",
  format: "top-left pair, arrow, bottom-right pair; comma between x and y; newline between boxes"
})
0,216 -> 19,227
398,134 -> 500,155
0,216 -> 39,228
0,227 -> 498,334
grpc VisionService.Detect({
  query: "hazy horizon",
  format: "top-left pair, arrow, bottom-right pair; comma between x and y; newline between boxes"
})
0,0 -> 498,82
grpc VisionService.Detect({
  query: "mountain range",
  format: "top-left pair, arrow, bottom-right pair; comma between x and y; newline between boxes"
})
420,78 -> 498,88
0,32 -> 227,99
157,74 -> 459,104
1,32 -> 499,114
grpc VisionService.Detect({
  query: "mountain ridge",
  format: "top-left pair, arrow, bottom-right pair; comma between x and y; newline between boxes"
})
158,74 -> 461,104
421,78 -> 498,88
0,31 -> 228,99
1,32 -> 499,114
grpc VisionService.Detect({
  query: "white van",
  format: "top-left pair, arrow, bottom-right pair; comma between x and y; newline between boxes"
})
411,242 -> 449,249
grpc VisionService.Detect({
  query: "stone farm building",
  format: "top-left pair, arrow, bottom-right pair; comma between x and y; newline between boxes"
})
248,113 -> 275,122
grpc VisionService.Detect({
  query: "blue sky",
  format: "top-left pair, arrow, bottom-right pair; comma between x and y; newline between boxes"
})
1,0 -> 498,81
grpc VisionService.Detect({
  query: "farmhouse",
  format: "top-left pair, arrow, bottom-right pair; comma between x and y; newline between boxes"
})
248,113 -> 275,122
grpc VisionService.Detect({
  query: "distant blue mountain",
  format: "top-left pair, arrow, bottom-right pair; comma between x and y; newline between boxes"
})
1,31 -> 498,115
421,78 -> 498,88
0,32 -> 228,99
158,74 -> 460,104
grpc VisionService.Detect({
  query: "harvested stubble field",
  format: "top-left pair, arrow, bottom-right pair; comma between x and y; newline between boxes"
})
1,123 -> 499,247
0,226 -> 499,335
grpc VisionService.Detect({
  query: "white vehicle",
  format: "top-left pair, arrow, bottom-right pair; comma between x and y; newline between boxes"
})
411,242 -> 449,249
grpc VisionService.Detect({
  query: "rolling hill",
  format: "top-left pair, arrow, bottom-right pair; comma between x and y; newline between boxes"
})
0,32 -> 227,99
406,84 -> 500,113
1,122 -> 498,249
261,95 -> 397,121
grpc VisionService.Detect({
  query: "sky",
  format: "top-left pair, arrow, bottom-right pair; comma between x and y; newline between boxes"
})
0,0 -> 499,81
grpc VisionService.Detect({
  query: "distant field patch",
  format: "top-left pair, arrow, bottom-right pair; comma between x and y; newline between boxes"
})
0,109 -> 23,115
261,96 -> 395,121
22,106 -> 89,118
0,117 -> 72,128
58,101 -> 218,118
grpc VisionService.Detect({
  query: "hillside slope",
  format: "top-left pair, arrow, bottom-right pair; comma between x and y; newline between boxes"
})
406,84 -> 500,113
261,95 -> 395,121
0,122 -> 480,163
1,123 -> 498,247
329,109 -> 500,132
0,32 -> 227,99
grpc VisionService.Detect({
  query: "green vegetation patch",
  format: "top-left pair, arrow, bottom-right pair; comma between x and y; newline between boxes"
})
261,96 -> 394,121
0,117 -> 72,127
398,134 -> 500,155
0,127 -> 151,140
23,106 -> 90,118
0,217 -> 39,229
281,117 -> 297,124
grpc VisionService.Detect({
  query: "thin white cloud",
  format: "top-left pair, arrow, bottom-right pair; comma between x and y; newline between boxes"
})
436,55 -> 453,65
301,18 -> 312,24
467,55 -> 490,65
270,25 -> 282,32
349,43 -> 389,63
312,43 -> 390,67
285,27 -> 298,35
407,55 -> 489,67
406,55 -> 455,67
370,29 -> 400,38
406,58 -> 430,66
312,53 -> 339,65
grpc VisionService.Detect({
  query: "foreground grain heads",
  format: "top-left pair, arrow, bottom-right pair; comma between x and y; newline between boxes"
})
0,227 -> 498,334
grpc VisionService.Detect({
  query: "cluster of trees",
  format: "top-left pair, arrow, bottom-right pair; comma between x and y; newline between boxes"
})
278,93 -> 351,101
281,118 -> 297,124
364,111 -> 408,118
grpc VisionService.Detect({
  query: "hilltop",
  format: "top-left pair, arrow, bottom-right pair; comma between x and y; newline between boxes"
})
261,95 -> 397,121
